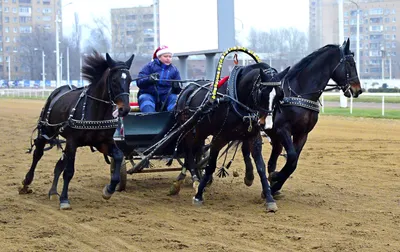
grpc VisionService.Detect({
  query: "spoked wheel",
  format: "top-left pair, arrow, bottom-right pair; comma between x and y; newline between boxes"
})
109,157 -> 127,192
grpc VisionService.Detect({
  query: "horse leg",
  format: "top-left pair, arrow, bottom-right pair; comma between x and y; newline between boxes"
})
169,165 -> 187,196
59,140 -> 77,210
241,140 -> 255,187
267,133 -> 283,175
193,140 -> 224,205
102,144 -> 123,200
270,131 -> 308,194
48,152 -> 67,200
19,137 -> 47,194
248,135 -> 277,212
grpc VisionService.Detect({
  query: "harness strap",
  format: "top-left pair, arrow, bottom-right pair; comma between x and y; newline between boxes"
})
281,97 -> 320,113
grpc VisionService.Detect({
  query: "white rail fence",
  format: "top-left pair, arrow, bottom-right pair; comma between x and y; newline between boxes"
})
1,88 -> 399,116
0,88 -> 140,103
321,92 -> 400,116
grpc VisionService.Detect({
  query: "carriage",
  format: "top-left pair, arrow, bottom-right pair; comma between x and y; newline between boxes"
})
109,46 -> 263,192
110,107 -> 211,191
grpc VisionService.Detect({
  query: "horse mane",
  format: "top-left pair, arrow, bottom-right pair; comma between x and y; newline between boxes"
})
81,50 -> 109,87
240,62 -> 271,76
285,44 -> 339,81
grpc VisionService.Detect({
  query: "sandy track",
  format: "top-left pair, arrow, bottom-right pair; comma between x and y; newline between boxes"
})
0,99 -> 399,252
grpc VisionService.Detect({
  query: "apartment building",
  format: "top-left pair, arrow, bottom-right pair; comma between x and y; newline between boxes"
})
309,0 -> 400,79
0,0 -> 60,80
111,5 -> 159,60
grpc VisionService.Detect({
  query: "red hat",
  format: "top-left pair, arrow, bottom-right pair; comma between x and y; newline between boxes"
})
153,45 -> 173,59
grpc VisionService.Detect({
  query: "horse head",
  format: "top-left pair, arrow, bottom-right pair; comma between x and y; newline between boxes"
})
331,38 -> 362,98
106,53 -> 135,117
257,66 -> 290,129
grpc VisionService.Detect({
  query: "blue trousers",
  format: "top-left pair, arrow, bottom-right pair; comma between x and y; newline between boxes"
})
138,93 -> 177,112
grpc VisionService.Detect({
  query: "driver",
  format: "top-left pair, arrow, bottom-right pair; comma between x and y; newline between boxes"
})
136,45 -> 182,112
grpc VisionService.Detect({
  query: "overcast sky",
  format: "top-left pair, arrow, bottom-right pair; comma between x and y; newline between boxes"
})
62,0 -> 309,47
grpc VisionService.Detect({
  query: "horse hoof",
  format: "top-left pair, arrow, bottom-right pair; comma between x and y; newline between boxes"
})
192,197 -> 203,206
18,186 -> 33,195
115,184 -> 125,192
233,171 -> 239,177
268,171 -> 279,183
272,190 -> 283,200
266,202 -> 278,212
102,185 -> 113,200
193,181 -> 200,194
244,177 -> 254,187
60,201 -> 72,210
168,181 -> 182,196
49,193 -> 59,201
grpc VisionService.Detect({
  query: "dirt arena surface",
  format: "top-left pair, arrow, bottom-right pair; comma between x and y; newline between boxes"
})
0,99 -> 399,252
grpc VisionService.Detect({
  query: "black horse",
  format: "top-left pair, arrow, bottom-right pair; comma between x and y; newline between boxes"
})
173,63 -> 289,212
19,51 -> 134,210
242,39 -> 362,196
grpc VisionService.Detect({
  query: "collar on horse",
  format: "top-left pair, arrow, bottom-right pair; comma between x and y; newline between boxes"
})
227,66 -> 280,131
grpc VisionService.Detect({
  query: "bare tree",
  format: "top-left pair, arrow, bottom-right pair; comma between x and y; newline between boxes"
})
82,16 -> 111,55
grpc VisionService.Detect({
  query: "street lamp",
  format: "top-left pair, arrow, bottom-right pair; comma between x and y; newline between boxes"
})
34,48 -> 46,90
381,47 -> 385,80
55,1 -> 73,87
348,0 -> 360,79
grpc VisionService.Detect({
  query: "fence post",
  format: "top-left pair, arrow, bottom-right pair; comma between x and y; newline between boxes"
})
350,96 -> 353,114
382,95 -> 385,116
321,94 -> 325,113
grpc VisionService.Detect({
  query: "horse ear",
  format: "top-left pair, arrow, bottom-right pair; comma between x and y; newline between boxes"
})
125,54 -> 135,69
106,53 -> 115,67
276,66 -> 290,80
344,38 -> 350,53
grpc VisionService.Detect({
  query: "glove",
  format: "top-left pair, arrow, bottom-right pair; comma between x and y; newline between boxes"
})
171,81 -> 182,94
149,73 -> 160,83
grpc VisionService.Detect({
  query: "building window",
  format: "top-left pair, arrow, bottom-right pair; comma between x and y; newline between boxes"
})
19,0 -> 32,3
13,27 -> 17,33
143,14 -> 153,19
4,7 -> 9,12
125,14 -> 136,20
392,9 -> 396,15
13,17 -> 17,23
392,26 -> 396,31
43,0 -> 50,5
385,17 -> 390,23
5,27 -> 9,33
393,34 -> 396,40
42,16 -> 51,21
12,7 -> 17,13
393,17 -> 396,23
19,26 -> 32,33
19,6 -> 31,14
392,42 -> 396,48
5,37 -> 10,42
42,8 -> 51,13
369,9 -> 383,15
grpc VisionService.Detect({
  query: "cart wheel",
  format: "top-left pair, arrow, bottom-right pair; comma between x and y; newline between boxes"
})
110,157 -> 127,192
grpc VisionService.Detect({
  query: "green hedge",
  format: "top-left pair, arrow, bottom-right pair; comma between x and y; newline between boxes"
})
367,88 -> 400,93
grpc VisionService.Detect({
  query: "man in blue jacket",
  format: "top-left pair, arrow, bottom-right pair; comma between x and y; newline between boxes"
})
137,45 -> 182,112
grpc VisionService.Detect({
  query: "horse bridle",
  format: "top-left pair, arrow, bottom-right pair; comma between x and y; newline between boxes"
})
331,47 -> 359,94
107,65 -> 131,105
252,68 -> 281,116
